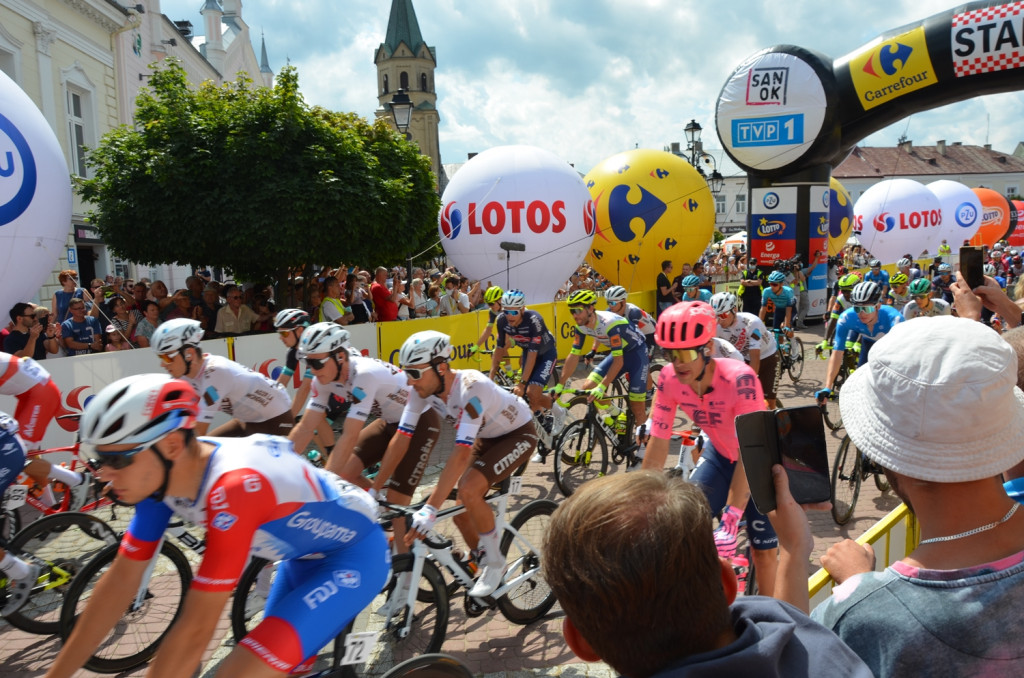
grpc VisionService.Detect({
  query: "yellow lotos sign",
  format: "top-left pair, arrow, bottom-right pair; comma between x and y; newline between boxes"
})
849,27 -> 936,110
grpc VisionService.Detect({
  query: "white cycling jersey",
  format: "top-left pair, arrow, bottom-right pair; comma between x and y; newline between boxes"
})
902,298 -> 951,319
307,356 -> 409,424
711,337 -> 744,362
187,353 -> 292,425
715,312 -> 777,360
398,369 -> 531,448
0,352 -> 50,396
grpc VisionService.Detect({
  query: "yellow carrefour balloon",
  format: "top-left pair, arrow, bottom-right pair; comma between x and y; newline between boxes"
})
828,176 -> 854,256
584,149 -> 714,291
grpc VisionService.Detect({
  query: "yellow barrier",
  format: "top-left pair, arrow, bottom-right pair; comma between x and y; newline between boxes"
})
808,503 -> 919,609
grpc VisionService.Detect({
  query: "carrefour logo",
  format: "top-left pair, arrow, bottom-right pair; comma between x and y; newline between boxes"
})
0,111 -> 38,227
756,219 -> 786,237
763,192 -> 780,209
848,26 -> 935,110
439,202 -> 462,239
955,201 -> 978,228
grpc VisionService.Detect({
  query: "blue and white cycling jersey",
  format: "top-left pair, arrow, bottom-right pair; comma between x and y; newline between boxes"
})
863,269 -> 891,290
832,305 -> 903,353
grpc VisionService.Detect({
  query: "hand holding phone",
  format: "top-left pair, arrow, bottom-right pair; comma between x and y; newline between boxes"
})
960,245 -> 985,289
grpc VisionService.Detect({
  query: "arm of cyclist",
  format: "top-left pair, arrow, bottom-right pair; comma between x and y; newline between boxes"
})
289,374 -> 313,417
325,415 -> 364,477
587,354 -> 623,402
144,588 -> 233,678
489,344 -> 508,381
748,346 -> 761,375
371,430 -> 411,496
516,348 -> 539,399
405,443 -> 473,545
45,554 -> 152,678
288,406 -> 326,456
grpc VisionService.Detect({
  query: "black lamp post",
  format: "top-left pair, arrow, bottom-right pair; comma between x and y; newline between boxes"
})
682,118 -> 725,195
389,88 -> 414,137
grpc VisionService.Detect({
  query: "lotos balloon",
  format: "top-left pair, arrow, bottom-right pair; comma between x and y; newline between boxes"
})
438,145 -> 593,304
828,176 -> 854,256
926,180 -> 982,251
583,149 -> 714,291
852,179 -> 941,264
0,71 -> 72,317
968,188 -> 1015,247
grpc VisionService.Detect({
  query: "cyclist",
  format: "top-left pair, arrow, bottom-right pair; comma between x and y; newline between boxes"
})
604,285 -> 656,354
863,258 -> 890,294
823,273 -> 860,345
640,302 -> 778,595
932,262 -> 955,303
554,290 -> 650,443
815,281 -> 903,402
46,374 -> 388,678
896,256 -> 922,281
381,330 -> 537,598
711,292 -> 781,408
679,275 -> 712,303
759,270 -> 795,330
0,412 -> 40,615
152,319 -> 294,437
902,278 -> 951,319
985,263 -> 1008,290
471,285 -> 504,355
885,273 -> 912,313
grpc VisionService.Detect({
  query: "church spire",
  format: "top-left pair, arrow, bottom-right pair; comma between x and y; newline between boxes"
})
384,0 -> 425,56
260,32 -> 272,74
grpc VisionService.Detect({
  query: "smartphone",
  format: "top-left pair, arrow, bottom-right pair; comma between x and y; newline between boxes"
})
737,406 -> 831,514
960,245 -> 985,289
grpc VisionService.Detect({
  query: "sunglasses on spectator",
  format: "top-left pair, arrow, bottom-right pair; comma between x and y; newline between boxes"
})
403,365 -> 433,380
158,351 -> 180,364
668,348 -> 703,363
22,313 -> 36,319
304,353 -> 338,370
854,305 -> 877,314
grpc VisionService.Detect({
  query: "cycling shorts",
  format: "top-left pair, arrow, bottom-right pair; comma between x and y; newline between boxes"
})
0,424 -> 27,495
590,349 -> 649,402
520,349 -> 557,388
690,438 -> 778,550
757,352 -> 780,402
14,378 -> 60,444
207,410 -> 295,438
353,409 -> 441,496
469,421 -> 537,487
239,527 -> 390,673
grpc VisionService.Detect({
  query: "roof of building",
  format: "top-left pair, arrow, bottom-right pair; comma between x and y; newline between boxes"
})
833,142 -> 1024,178
383,0 -> 426,56
260,35 -> 272,74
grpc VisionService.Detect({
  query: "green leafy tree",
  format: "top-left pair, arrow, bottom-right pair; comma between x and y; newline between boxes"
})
79,60 -> 439,287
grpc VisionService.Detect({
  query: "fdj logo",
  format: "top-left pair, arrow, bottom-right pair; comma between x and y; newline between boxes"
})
449,200 -> 567,236
955,202 -> 978,228
0,112 -> 38,227
762,192 -> 780,209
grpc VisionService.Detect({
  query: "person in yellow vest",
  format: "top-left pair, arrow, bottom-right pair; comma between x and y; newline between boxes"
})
318,276 -> 354,325
938,239 -> 952,256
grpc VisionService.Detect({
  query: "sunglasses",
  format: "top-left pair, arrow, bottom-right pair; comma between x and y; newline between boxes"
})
403,365 -> 432,380
158,351 -> 180,364
568,306 -> 588,315
668,347 -> 703,363
305,353 -> 337,370
770,283 -> 781,287
277,329 -> 294,336
854,305 -> 877,314
503,310 -> 520,317
717,312 -> 732,319
912,294 -> 930,300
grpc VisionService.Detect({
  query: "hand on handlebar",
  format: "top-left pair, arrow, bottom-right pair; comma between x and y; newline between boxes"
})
815,388 -> 832,402
406,504 -> 438,545
586,383 -> 606,403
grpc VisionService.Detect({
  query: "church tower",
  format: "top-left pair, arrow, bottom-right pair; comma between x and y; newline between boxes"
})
375,0 -> 443,190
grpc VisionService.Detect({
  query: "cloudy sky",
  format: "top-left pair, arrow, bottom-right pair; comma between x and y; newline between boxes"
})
159,0 -> 1023,177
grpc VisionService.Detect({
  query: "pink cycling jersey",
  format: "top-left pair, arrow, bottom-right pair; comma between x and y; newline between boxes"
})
649,358 -> 764,462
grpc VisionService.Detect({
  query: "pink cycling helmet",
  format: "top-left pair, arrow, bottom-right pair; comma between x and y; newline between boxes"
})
656,301 -> 717,349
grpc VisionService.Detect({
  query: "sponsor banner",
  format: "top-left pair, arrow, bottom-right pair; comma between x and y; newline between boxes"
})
716,51 -> 828,171
749,187 -> 798,264
846,26 -> 936,110
952,1 -> 1024,77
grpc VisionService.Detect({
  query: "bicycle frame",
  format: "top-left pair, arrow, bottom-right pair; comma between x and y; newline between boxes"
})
20,445 -> 113,516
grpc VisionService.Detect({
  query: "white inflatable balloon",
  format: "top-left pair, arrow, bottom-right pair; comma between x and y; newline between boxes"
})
0,71 -> 71,317
926,180 -> 982,249
439,145 -> 594,304
852,179 -> 941,264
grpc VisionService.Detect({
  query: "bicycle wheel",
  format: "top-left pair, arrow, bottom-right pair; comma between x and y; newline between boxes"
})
339,553 -> 448,676
830,436 -> 862,526
786,337 -> 804,381
231,557 -> 277,642
4,512 -> 117,635
1,506 -> 20,542
60,540 -> 192,673
380,653 -> 474,678
552,419 -> 607,498
497,498 -> 557,624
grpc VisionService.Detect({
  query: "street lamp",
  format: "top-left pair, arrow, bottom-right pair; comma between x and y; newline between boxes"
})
389,88 -> 413,137
681,119 -> 724,195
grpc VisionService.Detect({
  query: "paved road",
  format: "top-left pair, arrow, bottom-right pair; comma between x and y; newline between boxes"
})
0,321 -> 901,677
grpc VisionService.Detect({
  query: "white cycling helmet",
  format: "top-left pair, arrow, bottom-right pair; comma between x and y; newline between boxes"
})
850,281 -> 882,305
500,289 -> 526,308
297,322 -> 351,358
710,291 -> 737,315
273,308 -> 309,330
896,257 -> 912,268
604,286 -> 629,304
983,263 -> 997,276
399,330 -> 452,368
151,318 -> 204,355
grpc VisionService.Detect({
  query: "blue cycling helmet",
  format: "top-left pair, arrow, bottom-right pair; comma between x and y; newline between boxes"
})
767,271 -> 787,284
681,275 -> 701,288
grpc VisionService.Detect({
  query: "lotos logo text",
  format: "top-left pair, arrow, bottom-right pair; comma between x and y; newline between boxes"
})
450,199 -> 567,236
848,26 -> 935,110
756,219 -> 786,237
873,210 -> 941,233
955,201 -> 979,228
440,202 -> 462,239
583,199 -> 596,236
0,112 -> 38,227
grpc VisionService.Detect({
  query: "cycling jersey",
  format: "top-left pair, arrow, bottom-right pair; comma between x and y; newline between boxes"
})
649,358 -> 764,462
887,289 -> 913,313
932,275 -> 954,302
682,289 -> 713,303
716,313 -> 777,360
902,298 -> 952,320
761,285 -> 796,310
495,310 -> 556,355
306,356 -> 409,424
622,303 -> 656,336
397,369 -> 532,448
120,435 -> 389,672
863,270 -> 890,289
571,310 -> 645,357
187,354 -> 292,425
829,294 -> 853,320
832,305 -> 903,354
711,338 -> 744,362
0,352 -> 59,443
0,413 -> 26,496
0,352 -> 50,396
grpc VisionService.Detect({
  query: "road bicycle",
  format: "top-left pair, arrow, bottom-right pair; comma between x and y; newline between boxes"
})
551,389 -> 640,497
815,340 -> 860,431
58,518 -> 206,672
307,652 -> 474,678
0,505 -> 118,636
830,433 -> 891,525
771,327 -> 804,382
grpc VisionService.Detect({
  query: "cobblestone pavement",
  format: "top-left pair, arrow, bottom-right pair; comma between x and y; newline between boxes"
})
0,321 -> 900,677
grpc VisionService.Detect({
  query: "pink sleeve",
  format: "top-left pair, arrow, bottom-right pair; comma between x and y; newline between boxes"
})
649,366 -> 678,440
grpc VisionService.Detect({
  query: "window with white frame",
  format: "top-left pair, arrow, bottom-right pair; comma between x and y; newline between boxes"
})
66,87 -> 90,177
735,193 -> 746,215
1007,185 -> 1020,199
715,194 -> 726,214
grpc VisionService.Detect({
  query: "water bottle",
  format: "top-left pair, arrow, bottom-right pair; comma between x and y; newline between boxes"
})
732,553 -> 749,594
614,411 -> 628,436
306,448 -> 323,466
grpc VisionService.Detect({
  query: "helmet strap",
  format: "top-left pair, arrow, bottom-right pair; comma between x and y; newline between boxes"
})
431,362 -> 447,398
147,444 -> 175,503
